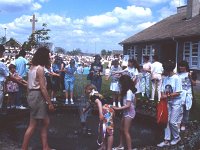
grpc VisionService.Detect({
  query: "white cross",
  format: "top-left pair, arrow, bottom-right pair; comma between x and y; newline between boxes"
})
30,14 -> 38,34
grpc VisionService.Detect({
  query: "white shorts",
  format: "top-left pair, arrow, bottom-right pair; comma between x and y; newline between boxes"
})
110,82 -> 120,92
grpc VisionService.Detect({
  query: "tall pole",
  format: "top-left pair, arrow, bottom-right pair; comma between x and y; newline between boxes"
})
4,27 -> 6,38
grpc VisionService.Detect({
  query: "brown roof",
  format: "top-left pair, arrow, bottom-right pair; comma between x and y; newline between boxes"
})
120,12 -> 200,44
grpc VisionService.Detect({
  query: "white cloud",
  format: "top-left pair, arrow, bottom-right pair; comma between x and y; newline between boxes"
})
170,0 -> 186,8
31,2 -> 42,10
136,21 -> 156,30
0,0 -> 32,4
72,30 -> 85,36
113,5 -> 152,20
35,13 -> 71,27
0,0 -> 45,12
86,15 -> 118,28
102,29 -> 125,37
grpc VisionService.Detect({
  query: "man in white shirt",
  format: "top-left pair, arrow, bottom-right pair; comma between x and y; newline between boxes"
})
150,55 -> 163,101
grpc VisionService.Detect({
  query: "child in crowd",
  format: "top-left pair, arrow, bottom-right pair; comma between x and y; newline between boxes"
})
112,75 -> 137,150
6,64 -> 27,109
108,59 -> 122,107
84,84 -> 115,150
104,65 -> 110,79
178,61 -> 196,131
52,56 -> 62,101
141,56 -> 151,98
64,59 -> 77,104
157,60 -> 182,147
44,64 -> 60,101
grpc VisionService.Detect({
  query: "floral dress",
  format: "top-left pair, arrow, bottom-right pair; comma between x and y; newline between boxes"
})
90,93 -> 115,135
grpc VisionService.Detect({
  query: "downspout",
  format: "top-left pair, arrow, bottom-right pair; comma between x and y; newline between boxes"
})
172,37 -> 179,73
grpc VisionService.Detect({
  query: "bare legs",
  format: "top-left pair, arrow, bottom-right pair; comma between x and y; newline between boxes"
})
22,116 -> 50,150
41,117 -> 50,150
117,117 -> 133,150
107,135 -> 113,150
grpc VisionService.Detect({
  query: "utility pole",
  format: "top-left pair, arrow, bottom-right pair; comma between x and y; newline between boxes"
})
4,27 -> 6,38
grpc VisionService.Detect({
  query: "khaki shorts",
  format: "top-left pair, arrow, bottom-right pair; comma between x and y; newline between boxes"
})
27,90 -> 48,119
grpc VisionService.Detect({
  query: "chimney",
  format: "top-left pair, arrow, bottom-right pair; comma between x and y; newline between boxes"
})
186,0 -> 200,19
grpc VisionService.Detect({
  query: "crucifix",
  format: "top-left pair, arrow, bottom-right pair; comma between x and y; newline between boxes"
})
30,14 -> 38,34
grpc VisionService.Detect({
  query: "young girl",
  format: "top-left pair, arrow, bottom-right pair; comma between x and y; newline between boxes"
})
178,61 -> 196,131
84,84 -> 115,150
108,59 -> 122,107
6,64 -> 27,108
112,75 -> 137,150
64,59 -> 77,104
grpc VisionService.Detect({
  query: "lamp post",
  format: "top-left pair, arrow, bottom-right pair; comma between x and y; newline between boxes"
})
4,27 -> 7,38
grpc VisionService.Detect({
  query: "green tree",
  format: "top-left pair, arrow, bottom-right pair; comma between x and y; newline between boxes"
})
101,49 -> 107,57
26,23 -> 51,49
35,23 -> 51,43
66,48 -> 82,56
54,47 -> 66,54
107,50 -> 112,56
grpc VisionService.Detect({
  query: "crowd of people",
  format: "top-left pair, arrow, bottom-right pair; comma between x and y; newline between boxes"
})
0,44 -> 197,150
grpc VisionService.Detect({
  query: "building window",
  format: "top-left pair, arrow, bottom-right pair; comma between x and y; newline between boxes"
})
183,41 -> 200,69
128,46 -> 137,60
142,45 -> 155,63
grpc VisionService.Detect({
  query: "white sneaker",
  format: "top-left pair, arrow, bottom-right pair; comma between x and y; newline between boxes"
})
18,106 -> 27,109
150,98 -> 154,101
118,102 -> 121,107
181,126 -> 186,131
65,99 -> 69,104
142,92 -> 145,97
11,105 -> 15,109
53,97 -> 56,102
113,102 -> 116,107
170,137 -> 181,145
51,98 -> 54,101
157,141 -> 170,147
70,99 -> 74,104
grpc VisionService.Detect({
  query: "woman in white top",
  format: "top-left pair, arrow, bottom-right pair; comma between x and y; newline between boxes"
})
22,47 -> 55,150
178,61 -> 196,131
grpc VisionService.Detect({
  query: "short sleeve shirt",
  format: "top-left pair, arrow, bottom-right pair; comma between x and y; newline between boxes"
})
0,62 -> 9,82
161,74 -> 182,105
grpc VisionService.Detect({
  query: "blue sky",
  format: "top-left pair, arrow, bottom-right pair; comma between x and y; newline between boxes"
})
0,0 -> 186,53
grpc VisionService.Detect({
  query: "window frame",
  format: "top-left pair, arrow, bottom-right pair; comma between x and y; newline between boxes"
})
183,41 -> 200,69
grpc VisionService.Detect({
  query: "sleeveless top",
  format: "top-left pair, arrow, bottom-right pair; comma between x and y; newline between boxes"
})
28,65 -> 44,90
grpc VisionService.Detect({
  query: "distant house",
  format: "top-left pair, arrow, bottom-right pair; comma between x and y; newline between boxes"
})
120,0 -> 200,71
4,38 -> 22,56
